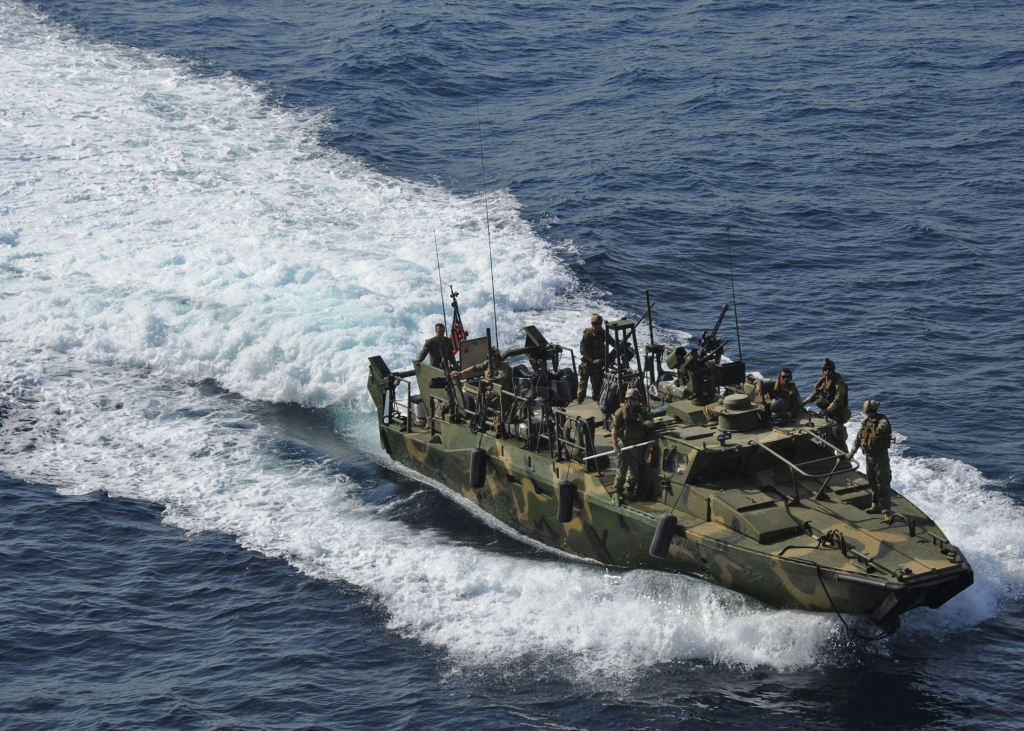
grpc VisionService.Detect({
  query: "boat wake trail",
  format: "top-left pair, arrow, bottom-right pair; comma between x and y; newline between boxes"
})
0,355 -> 836,676
0,1 -> 589,409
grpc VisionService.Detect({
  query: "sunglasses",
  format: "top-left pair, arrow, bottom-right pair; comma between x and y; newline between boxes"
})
779,374 -> 791,380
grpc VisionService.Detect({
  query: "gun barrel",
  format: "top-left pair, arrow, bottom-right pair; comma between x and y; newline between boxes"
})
709,303 -> 730,340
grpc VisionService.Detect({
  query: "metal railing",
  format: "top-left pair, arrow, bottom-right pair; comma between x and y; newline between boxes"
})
387,371 -> 607,470
747,438 -> 860,506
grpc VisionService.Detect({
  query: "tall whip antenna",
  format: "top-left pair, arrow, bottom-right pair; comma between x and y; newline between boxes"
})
433,230 -> 448,332
727,225 -> 743,361
476,96 -> 500,350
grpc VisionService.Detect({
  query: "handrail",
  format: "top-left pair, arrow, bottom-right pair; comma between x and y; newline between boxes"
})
747,438 -> 859,505
796,428 -> 856,461
747,439 -> 860,479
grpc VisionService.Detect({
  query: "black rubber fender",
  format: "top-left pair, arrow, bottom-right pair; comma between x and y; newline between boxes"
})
469,448 -> 487,488
649,514 -> 678,558
556,480 -> 576,523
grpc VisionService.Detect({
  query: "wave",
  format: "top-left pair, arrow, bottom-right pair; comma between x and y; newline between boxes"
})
0,1 -> 590,410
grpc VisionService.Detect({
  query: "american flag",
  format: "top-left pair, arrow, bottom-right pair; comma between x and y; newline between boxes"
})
449,288 -> 467,354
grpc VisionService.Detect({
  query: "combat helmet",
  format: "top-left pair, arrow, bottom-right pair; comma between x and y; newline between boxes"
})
625,388 -> 640,399
863,398 -> 880,413
822,358 -> 836,371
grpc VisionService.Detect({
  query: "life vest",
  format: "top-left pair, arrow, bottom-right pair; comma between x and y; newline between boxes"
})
615,404 -> 649,442
857,415 -> 892,453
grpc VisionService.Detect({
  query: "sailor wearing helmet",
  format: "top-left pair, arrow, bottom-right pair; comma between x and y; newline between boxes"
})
611,388 -> 655,502
847,399 -> 894,523
577,314 -> 612,404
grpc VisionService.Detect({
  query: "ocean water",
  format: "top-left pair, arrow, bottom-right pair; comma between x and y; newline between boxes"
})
2,1 -> 1024,728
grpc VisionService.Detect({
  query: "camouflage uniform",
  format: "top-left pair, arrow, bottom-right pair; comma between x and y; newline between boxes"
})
850,412 -> 893,514
755,375 -> 801,418
773,379 -> 802,418
577,322 -> 611,403
468,359 -> 513,393
415,335 -> 455,369
612,401 -> 653,498
467,357 -> 516,418
809,371 -> 850,449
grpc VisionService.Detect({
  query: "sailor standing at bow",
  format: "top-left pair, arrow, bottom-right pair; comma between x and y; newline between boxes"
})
847,399 -> 894,523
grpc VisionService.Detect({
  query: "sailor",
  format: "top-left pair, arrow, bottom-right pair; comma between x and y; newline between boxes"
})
455,347 -> 512,390
803,358 -> 850,450
846,399 -> 893,522
577,314 -> 611,404
756,368 -> 802,420
414,322 -> 456,369
455,348 -> 515,418
611,388 -> 655,502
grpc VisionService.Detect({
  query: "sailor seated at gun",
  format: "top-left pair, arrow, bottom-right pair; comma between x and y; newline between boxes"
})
453,348 -> 517,419
755,368 -> 802,421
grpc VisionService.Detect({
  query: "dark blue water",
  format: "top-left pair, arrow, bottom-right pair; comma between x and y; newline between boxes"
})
3,1 -> 1024,728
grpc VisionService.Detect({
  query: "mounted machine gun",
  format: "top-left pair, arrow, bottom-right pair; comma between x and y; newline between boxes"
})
664,304 -> 746,405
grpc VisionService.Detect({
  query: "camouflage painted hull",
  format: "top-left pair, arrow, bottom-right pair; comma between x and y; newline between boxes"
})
377,418 -> 973,627
368,330 -> 972,632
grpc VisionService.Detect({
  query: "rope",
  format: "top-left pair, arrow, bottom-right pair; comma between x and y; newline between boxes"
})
815,565 -> 897,642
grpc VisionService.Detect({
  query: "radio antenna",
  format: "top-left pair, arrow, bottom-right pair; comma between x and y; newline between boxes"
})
476,96 -> 500,351
433,230 -> 448,332
727,225 -> 743,361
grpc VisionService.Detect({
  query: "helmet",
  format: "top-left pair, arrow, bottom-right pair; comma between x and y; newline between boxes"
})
625,388 -> 640,399
770,398 -> 787,415
863,399 -> 880,413
822,358 -> 836,370
591,314 -> 602,324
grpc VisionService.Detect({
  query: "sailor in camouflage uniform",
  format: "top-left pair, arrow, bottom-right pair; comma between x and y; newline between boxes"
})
456,348 -> 515,419
803,358 -> 850,450
611,388 -> 655,502
577,314 -> 611,404
847,399 -> 894,522
414,323 -> 456,369
756,368 -> 802,420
